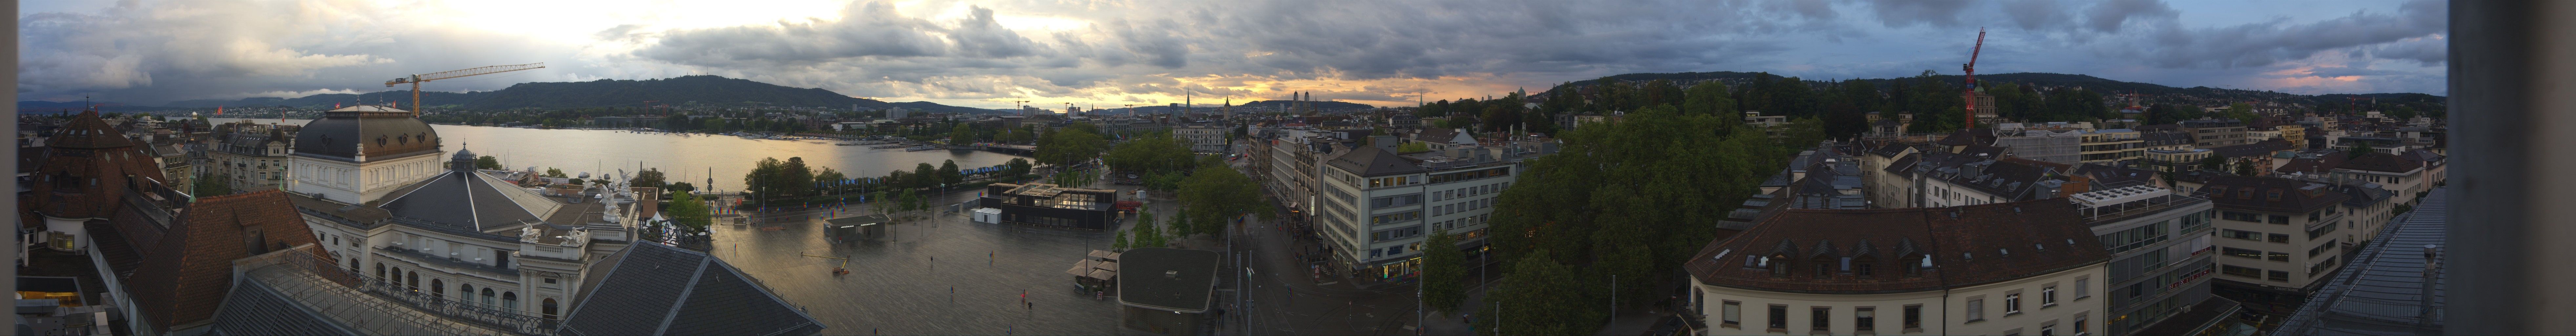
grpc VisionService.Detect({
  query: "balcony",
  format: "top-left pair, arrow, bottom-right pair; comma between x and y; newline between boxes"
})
377,245 -> 521,277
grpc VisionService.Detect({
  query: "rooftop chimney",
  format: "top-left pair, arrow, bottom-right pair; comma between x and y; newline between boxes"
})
2422,244 -> 2443,325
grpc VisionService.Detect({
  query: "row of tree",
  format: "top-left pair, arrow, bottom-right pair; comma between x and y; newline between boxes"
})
1420,103 -> 1802,334
742,156 -> 1035,205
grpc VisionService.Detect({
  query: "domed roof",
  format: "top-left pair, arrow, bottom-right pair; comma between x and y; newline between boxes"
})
293,105 -> 440,161
454,148 -> 477,161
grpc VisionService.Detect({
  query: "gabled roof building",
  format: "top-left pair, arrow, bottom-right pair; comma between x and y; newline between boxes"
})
1683,200 -> 2111,335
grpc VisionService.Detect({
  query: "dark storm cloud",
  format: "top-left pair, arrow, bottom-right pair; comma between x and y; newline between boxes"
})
14,0 -> 2454,106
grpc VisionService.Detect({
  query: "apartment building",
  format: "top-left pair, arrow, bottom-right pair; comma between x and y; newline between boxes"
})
208,122 -> 297,192
2197,176 -> 2351,315
2068,184 -> 2224,335
1315,138 -> 1541,280
1175,123 -> 1230,154
2180,118 -> 2249,148
1683,200 -> 2110,336
2079,129 -> 2145,164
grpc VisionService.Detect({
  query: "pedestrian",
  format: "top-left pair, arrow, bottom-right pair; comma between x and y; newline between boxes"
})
1026,301 -> 1033,310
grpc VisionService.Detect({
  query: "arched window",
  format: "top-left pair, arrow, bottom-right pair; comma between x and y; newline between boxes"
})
461,284 -> 476,304
374,263 -> 386,282
502,292 -> 519,313
1813,256 -> 1835,278
406,271 -> 420,292
431,279 -> 445,298
348,258 -> 361,274
542,298 -> 559,320
481,288 -> 497,307
1854,255 -> 1878,277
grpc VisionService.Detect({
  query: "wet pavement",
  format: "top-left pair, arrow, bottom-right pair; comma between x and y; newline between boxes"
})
706,186 -> 1129,335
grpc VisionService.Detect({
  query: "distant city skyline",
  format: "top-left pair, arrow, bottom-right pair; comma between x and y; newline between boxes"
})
18,0 -> 2445,109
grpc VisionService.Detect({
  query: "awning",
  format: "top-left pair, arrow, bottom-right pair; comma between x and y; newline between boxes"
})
1088,269 -> 1117,281
1089,250 -> 1122,262
1093,261 -> 1119,273
1066,263 -> 1094,278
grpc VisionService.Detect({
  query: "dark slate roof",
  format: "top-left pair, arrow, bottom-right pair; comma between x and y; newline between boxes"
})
2278,154 -> 2350,174
2339,152 -> 2423,173
1867,141 -> 1913,158
2075,163 -> 2157,188
376,169 -> 566,233
291,105 -> 440,161
2330,183 -> 2393,208
1934,159 -> 2063,201
2210,139 -> 2294,158
1959,144 -> 2008,159
207,277 -> 359,336
1935,128 -> 1994,147
561,242 -> 824,336
2197,176 -> 2350,214
1323,145 -> 1427,177
2277,188 -> 2448,336
1117,248 -> 1223,312
1684,200 -> 2110,294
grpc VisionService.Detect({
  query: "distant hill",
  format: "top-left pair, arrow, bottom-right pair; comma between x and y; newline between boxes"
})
119,75 -> 1000,114
1544,71 -> 2443,107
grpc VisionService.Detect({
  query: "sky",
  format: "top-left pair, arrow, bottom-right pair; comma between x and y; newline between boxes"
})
17,0 -> 2447,109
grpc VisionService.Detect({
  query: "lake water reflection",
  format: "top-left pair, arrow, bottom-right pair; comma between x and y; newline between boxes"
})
212,118 -> 1027,191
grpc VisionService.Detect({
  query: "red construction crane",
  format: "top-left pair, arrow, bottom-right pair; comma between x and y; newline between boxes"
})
386,63 -> 545,115
1962,28 -> 1986,130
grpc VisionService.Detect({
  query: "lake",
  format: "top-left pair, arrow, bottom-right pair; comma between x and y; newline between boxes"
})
210,118 -> 1028,191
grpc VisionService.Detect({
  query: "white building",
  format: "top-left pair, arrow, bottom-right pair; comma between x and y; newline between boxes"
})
1316,136 -> 1544,280
2196,175 -> 2350,312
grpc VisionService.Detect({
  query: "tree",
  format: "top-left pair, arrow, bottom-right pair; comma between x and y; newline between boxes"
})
194,175 -> 235,196
2348,140 -> 2376,158
1422,229 -> 1467,317
666,182 -> 697,194
1486,104 -> 1790,300
939,160 -> 964,186
1035,125 -> 1109,167
475,156 -> 503,170
2199,155 -> 2228,172
632,168 -> 667,189
545,168 -> 568,178
1474,250 -> 1603,336
950,123 -> 974,144
913,163 -> 940,189
1397,141 -> 1432,153
1005,158 -> 1034,181
814,167 -> 846,195
1177,162 -> 1269,236
781,157 -> 815,198
665,191 -> 713,230
745,158 -> 784,201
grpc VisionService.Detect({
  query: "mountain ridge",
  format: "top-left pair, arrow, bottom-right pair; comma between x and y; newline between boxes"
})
27,75 -> 1005,114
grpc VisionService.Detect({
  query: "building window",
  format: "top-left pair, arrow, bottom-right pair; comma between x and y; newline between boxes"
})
2222,229 -> 2261,241
1812,307 -> 1831,333
503,292 -> 519,313
1856,306 -> 1876,332
2222,265 -> 2264,279
1769,304 -> 1789,331
2222,247 -> 2264,260
407,271 -> 420,292
2042,286 -> 2058,307
2269,215 -> 2290,224
2268,251 -> 2290,262
543,298 -> 560,320
1903,304 -> 1923,330
2071,278 -> 2092,300
462,284 -> 476,304
1966,298 -> 1985,323
431,279 -> 445,298
2075,313 -> 2089,335
2268,233 -> 2291,243
1770,254 -> 1791,278
1722,301 -> 1741,328
2268,270 -> 2290,282
2004,293 -> 2022,315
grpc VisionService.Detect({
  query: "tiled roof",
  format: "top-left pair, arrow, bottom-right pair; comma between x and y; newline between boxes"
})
1685,200 -> 2110,294
1935,128 -> 1994,146
2197,176 -> 2350,214
561,243 -> 824,336
2278,154 -> 2350,174
123,190 -> 320,331
30,111 -> 168,220
2075,163 -> 2157,188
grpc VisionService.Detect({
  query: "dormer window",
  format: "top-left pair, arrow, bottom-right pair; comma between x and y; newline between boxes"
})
1769,253 -> 1791,278
2266,190 -> 2282,201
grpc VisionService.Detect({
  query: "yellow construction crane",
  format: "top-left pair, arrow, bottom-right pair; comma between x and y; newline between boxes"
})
983,99 -> 1030,111
385,63 -> 546,114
